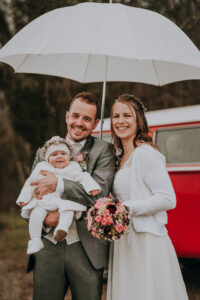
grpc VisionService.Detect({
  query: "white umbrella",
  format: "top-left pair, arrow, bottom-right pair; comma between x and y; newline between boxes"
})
0,2 -> 200,136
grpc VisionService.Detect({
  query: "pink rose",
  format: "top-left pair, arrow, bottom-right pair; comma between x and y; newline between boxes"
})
95,199 -> 105,209
116,204 -> 125,214
117,202 -> 123,207
76,153 -> 84,163
95,215 -> 102,223
101,218 -> 107,226
115,223 -> 124,233
103,213 -> 110,218
106,216 -> 113,225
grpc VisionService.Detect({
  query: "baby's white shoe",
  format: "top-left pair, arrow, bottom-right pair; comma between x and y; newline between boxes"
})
27,239 -> 44,254
54,228 -> 67,242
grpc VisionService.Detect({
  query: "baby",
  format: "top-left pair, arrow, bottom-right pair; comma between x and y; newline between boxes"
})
16,136 -> 101,254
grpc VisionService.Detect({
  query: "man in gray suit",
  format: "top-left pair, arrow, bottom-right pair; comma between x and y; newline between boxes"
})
30,92 -> 116,300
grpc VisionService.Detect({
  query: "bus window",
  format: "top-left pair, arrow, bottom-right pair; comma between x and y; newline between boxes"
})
155,126 -> 200,164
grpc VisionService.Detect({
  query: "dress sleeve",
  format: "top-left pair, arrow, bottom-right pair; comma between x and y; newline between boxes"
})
125,147 -> 176,216
62,162 -> 101,195
77,171 -> 101,194
16,162 -> 45,205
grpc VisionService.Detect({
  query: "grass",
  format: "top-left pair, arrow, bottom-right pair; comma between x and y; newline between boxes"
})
0,213 -> 106,299
0,212 -> 107,300
0,212 -> 34,300
0,212 -> 29,271
2,212 -> 198,299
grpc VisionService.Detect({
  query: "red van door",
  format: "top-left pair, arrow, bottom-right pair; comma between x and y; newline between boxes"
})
154,124 -> 200,258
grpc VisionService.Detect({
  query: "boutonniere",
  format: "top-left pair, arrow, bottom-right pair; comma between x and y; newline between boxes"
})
76,151 -> 89,172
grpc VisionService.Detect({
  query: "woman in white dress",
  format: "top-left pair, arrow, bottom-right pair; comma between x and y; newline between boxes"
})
106,94 -> 188,300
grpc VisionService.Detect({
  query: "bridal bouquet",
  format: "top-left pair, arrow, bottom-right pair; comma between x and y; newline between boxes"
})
86,197 -> 130,241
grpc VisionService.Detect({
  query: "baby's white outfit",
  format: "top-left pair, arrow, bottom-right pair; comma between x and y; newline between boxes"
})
16,161 -> 101,254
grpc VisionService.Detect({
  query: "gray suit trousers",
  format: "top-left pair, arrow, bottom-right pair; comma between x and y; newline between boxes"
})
33,238 -> 103,300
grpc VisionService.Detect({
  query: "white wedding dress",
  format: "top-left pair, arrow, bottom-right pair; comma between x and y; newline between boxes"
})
106,153 -> 188,300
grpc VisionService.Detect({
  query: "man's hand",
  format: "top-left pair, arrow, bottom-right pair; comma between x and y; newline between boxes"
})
30,171 -> 58,199
20,202 -> 27,207
44,211 -> 59,227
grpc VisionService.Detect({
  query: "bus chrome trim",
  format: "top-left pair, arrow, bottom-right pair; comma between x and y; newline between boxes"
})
167,165 -> 200,172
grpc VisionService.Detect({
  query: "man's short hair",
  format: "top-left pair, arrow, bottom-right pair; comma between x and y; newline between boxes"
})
69,92 -> 100,119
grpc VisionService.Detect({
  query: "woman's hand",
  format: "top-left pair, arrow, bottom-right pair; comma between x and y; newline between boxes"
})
89,189 -> 101,196
19,202 -> 27,207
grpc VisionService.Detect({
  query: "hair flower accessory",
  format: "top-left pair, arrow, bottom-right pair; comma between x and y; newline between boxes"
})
86,196 -> 130,242
41,136 -> 73,160
76,151 -> 89,172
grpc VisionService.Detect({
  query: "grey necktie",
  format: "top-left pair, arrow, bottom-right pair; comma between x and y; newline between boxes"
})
71,143 -> 83,159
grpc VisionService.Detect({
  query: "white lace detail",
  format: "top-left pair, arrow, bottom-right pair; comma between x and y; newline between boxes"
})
113,166 -> 132,204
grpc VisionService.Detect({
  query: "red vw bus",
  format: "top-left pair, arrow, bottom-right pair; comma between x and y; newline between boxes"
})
93,105 -> 200,259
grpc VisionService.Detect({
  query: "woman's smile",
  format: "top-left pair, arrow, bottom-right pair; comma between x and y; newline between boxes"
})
112,102 -> 137,141
116,126 -> 129,130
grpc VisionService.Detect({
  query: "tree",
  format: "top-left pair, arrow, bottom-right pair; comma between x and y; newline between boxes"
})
0,0 -> 200,211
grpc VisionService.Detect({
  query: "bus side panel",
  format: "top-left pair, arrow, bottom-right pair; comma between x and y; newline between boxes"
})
167,171 -> 200,258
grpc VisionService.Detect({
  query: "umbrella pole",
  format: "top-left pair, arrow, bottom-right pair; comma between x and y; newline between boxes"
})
99,0 -> 112,140
100,56 -> 108,139
99,1 -> 112,140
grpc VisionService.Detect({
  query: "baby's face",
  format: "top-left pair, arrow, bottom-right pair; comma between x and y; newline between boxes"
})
48,151 -> 70,168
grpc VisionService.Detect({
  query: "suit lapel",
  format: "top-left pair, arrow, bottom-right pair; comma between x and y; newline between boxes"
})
79,136 -> 95,173
80,136 -> 94,153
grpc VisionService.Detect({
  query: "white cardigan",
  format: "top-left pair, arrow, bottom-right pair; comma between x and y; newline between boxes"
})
124,144 -> 176,236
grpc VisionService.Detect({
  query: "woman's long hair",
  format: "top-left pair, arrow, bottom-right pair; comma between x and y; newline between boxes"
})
111,94 -> 157,157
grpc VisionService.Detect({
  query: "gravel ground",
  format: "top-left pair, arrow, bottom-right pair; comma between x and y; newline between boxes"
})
0,214 -> 199,300
0,256 -> 200,300
0,257 -> 106,300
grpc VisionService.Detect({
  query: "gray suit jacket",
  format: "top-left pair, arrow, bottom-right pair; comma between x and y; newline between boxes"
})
30,136 -> 116,270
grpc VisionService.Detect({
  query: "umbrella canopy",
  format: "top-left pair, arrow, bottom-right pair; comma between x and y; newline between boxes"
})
1,2 -> 200,137
0,2 -> 200,86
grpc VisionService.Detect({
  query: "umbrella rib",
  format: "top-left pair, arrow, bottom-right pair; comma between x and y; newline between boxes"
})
15,54 -> 30,72
82,53 -> 92,82
152,60 -> 161,86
